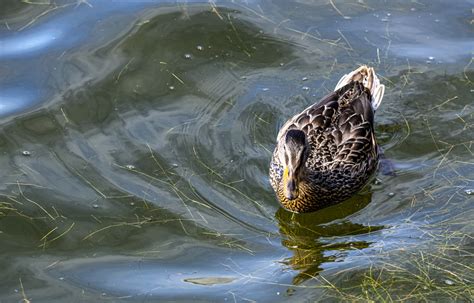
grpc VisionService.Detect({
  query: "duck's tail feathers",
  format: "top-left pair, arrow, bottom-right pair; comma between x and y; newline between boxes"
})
334,65 -> 385,111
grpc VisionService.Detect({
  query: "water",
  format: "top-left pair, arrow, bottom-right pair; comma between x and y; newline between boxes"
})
1,0 -> 473,301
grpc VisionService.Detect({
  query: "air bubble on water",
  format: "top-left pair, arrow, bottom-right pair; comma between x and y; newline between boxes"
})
444,279 -> 454,286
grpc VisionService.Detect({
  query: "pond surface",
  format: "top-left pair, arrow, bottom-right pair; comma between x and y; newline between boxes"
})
0,0 -> 473,301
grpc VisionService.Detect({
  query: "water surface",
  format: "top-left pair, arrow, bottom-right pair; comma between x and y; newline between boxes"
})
0,0 -> 473,301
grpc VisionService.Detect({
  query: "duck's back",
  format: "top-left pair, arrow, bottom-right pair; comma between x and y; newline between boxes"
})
277,81 -> 378,174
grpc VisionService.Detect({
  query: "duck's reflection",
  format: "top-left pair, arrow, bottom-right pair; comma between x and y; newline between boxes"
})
275,192 -> 384,285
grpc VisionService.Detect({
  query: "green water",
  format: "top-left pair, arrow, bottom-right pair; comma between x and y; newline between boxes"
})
0,1 -> 472,302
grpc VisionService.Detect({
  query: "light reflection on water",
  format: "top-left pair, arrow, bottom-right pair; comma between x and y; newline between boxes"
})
0,0 -> 472,302
0,28 -> 62,56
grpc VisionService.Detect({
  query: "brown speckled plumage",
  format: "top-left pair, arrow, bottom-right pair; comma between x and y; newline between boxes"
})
269,66 -> 385,213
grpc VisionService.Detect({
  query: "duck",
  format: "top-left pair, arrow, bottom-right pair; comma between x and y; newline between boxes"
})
269,65 -> 385,213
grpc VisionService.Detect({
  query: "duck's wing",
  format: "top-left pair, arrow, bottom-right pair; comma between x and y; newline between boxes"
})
277,65 -> 384,144
276,89 -> 342,142
277,82 -> 375,142
331,82 -> 377,166
277,82 -> 378,170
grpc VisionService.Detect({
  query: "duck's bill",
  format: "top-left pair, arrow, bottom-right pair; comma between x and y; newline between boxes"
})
284,177 -> 298,200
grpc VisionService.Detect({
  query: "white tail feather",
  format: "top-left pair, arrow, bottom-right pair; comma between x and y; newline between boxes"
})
334,65 -> 385,111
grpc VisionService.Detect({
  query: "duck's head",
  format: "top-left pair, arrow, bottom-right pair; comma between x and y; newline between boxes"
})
279,129 -> 308,200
